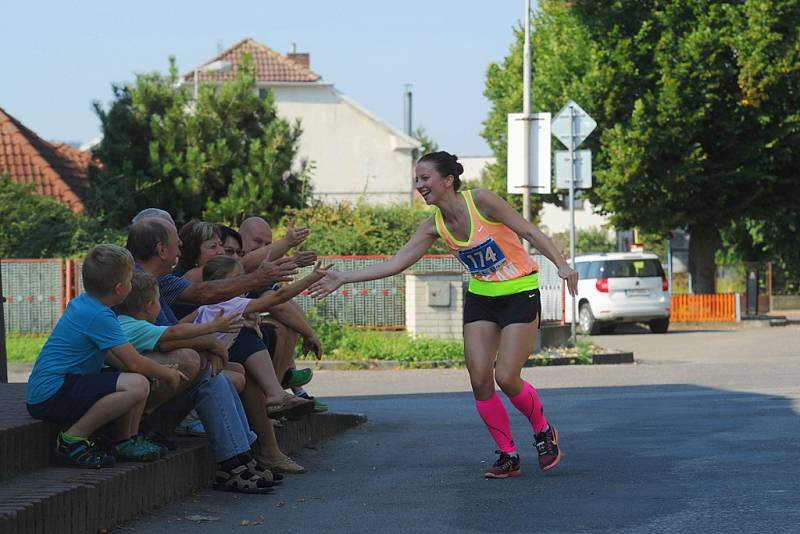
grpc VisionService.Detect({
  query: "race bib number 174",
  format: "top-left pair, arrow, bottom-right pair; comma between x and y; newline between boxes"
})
457,239 -> 507,276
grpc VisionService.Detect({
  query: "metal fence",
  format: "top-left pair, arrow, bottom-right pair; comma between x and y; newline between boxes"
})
1,260 -> 64,333
2,254 -> 563,332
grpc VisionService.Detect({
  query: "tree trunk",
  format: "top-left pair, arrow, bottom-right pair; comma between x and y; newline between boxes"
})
688,224 -> 721,294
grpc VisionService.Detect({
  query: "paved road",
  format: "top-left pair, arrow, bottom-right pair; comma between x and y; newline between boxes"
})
124,326 -> 800,533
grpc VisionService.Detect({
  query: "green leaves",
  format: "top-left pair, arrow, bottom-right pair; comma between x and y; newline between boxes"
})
484,0 -> 800,289
88,54 -> 309,228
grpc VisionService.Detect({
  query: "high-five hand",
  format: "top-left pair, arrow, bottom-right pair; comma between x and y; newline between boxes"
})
285,219 -> 310,247
308,270 -> 344,298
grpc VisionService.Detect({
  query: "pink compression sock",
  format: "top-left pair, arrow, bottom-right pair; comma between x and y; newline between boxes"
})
508,380 -> 549,433
475,393 -> 516,453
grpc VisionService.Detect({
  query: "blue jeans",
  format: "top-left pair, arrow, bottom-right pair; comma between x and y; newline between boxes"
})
163,368 -> 256,462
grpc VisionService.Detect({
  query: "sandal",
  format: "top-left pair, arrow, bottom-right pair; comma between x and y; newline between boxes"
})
213,463 -> 275,494
247,459 -> 283,485
267,394 -> 314,419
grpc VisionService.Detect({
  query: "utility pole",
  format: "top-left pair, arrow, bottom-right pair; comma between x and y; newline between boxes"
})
403,84 -> 413,137
522,0 -> 532,234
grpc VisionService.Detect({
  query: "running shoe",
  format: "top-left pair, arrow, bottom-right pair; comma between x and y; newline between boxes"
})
534,425 -> 562,472
484,451 -> 521,479
114,435 -> 163,462
55,433 -> 115,469
281,368 -> 313,389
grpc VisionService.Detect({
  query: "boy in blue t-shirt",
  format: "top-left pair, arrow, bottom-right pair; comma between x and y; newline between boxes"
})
26,245 -> 188,468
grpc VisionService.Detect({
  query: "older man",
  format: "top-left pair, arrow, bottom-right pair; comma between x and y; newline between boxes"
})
129,211 -> 308,473
239,217 -> 327,412
123,218 -> 279,492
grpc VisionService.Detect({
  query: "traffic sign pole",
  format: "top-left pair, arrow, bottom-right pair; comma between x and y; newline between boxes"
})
521,0 -> 532,248
568,104 -> 577,344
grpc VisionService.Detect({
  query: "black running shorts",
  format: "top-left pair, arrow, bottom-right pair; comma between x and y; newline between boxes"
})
463,288 -> 541,328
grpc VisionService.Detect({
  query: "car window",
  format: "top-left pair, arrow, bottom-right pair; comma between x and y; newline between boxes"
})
576,262 -> 591,278
604,259 -> 664,278
587,261 -> 606,279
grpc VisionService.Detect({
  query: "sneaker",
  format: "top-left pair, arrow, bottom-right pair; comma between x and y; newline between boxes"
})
535,425 -> 562,472
484,451 -> 522,479
55,433 -> 115,469
297,392 -> 329,413
114,435 -> 163,462
175,411 -> 207,437
281,368 -> 313,389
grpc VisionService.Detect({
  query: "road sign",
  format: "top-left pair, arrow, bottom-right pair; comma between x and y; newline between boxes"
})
551,100 -> 596,149
555,150 -> 592,189
507,112 -> 552,195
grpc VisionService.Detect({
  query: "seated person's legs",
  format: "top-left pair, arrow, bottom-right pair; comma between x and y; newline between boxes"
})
27,371 -> 158,467
223,361 -> 246,393
133,348 -> 202,414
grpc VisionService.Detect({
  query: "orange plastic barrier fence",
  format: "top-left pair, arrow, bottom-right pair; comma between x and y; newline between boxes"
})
671,294 -> 737,322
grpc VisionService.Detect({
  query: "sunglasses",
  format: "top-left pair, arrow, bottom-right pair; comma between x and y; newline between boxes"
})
224,247 -> 245,257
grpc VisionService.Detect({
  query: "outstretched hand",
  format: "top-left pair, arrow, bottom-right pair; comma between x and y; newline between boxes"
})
285,219 -> 310,247
308,270 -> 344,298
257,256 -> 298,284
292,247 -> 318,268
558,265 -> 579,297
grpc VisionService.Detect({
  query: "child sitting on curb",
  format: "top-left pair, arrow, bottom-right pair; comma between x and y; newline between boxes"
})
26,244 -> 188,468
115,271 -> 245,395
192,256 -> 330,419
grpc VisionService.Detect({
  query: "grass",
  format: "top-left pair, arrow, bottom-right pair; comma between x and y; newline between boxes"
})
5,333 -> 47,363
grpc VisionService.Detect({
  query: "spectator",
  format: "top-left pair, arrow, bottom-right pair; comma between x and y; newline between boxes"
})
126,219 -> 280,492
240,217 -> 328,413
26,244 -> 186,468
130,212 -> 308,474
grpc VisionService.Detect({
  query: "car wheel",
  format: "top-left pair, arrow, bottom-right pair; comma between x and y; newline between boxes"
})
578,303 -> 600,335
649,317 -> 670,334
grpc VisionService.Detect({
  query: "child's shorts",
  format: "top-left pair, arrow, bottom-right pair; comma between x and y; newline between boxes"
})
229,327 -> 267,365
26,372 -> 120,426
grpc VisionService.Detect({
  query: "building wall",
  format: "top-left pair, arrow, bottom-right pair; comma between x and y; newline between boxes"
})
269,84 -> 418,204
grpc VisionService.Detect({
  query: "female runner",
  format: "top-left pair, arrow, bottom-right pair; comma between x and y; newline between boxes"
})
310,151 -> 579,478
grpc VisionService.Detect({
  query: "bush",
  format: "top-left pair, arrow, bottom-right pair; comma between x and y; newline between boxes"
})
0,175 -> 124,258
303,308 -> 464,365
278,201 -> 450,256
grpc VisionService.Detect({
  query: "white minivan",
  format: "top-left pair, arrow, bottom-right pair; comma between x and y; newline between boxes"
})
564,252 -> 671,334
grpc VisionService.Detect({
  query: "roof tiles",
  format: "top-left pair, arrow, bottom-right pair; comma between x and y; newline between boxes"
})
184,38 -> 321,83
0,107 -> 92,213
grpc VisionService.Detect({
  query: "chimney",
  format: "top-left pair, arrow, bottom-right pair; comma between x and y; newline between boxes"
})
286,43 -> 310,70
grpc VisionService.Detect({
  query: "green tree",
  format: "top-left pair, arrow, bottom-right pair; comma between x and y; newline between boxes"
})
483,1 -> 800,293
0,175 -> 123,258
89,55 -> 311,228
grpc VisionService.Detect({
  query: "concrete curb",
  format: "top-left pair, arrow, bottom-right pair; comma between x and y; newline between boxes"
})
298,353 -> 635,370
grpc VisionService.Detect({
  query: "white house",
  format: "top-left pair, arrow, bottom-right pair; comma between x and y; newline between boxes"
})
458,155 -> 612,235
183,38 -> 420,204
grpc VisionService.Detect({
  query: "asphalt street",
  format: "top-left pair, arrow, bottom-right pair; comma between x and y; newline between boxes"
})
122,325 -> 800,533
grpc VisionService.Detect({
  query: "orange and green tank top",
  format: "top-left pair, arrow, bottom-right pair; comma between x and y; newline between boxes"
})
434,190 -> 539,297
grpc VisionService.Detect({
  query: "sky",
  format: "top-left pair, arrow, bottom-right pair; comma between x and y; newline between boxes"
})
0,0 -> 531,155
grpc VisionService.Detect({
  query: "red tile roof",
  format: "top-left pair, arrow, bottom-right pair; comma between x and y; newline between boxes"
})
0,107 -> 92,213
184,38 -> 321,84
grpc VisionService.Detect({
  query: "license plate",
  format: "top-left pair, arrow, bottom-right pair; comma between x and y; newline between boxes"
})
625,289 -> 650,297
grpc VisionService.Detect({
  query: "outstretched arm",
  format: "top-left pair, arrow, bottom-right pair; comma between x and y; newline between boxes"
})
309,218 -> 439,298
473,189 -> 579,296
244,263 -> 331,314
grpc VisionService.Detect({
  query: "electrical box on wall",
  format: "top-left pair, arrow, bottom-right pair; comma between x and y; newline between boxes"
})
426,282 -> 451,307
